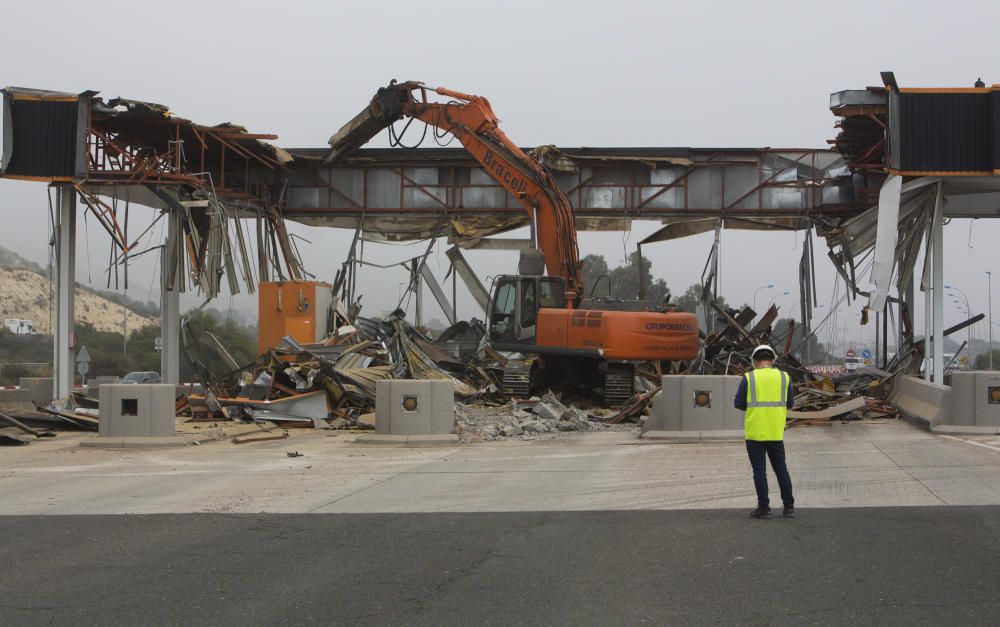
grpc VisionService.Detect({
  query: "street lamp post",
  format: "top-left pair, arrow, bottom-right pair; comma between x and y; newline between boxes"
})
951,296 -> 973,368
752,284 -> 775,312
988,272 -> 994,370
946,285 -> 975,368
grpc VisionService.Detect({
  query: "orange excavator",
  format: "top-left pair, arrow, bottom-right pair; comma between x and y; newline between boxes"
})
326,81 -> 699,403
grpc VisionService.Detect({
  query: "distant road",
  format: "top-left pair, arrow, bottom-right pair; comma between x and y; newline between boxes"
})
1,508 -> 998,625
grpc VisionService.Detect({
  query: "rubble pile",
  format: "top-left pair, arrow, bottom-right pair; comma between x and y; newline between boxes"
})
789,366 -> 900,425
455,392 -> 627,442
686,299 -> 906,426
2,293 -> 920,444
691,302 -> 812,381
184,311 -> 505,429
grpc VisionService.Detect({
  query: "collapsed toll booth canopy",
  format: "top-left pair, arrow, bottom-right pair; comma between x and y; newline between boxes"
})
8,74 -> 1000,398
0,87 -> 306,396
827,72 -> 1000,383
0,84 -> 871,399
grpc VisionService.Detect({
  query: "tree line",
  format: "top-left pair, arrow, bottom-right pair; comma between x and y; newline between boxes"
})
0,309 -> 258,386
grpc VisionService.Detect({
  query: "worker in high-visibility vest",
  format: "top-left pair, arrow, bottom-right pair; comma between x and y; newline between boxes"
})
734,344 -> 795,519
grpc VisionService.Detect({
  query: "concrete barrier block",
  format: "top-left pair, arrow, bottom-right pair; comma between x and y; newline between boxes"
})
644,377 -> 682,432
681,376 -> 728,431
948,372 -> 976,426
86,376 -> 120,399
890,376 -> 951,429
375,380 -> 454,435
972,371 -> 1000,427
98,384 -> 176,438
723,375 -> 745,430
948,371 -> 1000,428
644,375 -> 741,433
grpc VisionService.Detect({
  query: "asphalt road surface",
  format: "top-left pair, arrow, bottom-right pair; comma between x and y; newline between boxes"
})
2,508 -> 999,625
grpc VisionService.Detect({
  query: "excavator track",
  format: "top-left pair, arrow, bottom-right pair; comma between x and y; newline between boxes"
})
603,363 -> 635,407
502,360 -> 533,398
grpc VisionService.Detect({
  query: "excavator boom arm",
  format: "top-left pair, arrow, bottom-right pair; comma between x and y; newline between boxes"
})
326,81 -> 582,300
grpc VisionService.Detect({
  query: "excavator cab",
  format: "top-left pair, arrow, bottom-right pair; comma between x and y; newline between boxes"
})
488,275 -> 566,347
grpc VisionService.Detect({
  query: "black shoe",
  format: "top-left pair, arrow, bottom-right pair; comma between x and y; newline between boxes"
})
783,506 -> 795,518
750,506 -> 771,519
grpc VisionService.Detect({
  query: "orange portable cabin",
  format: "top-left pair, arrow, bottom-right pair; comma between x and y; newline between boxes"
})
258,281 -> 333,355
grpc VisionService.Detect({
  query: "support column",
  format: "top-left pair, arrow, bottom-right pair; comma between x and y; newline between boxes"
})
900,274 -> 913,355
415,273 -> 424,328
419,263 -> 455,326
445,246 -> 490,314
53,185 -> 76,399
923,279 -> 932,382
160,210 -> 181,385
932,183 -> 945,383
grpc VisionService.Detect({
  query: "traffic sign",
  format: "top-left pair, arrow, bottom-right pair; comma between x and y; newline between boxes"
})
846,349 -> 856,357
862,349 -> 872,359
76,345 -> 91,378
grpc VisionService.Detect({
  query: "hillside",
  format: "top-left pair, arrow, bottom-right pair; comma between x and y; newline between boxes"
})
0,252 -> 158,335
0,246 -> 44,274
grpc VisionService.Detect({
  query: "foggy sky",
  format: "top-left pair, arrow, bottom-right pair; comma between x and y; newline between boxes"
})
1,0 -> 998,356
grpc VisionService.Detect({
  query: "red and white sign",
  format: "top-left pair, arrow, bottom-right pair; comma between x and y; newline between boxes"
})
808,365 -> 847,376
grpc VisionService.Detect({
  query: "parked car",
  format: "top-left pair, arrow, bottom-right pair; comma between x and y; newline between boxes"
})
121,371 -> 161,384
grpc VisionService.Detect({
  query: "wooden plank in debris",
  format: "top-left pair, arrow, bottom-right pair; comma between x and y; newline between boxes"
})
232,432 -> 289,445
733,307 -> 757,329
0,410 -> 54,438
607,387 -> 660,424
711,302 -> 755,345
748,305 -> 779,337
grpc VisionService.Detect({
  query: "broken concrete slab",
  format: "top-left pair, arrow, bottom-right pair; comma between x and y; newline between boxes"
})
500,423 -> 522,437
533,402 -> 565,422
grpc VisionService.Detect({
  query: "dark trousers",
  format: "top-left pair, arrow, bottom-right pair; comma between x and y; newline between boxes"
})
746,440 -> 794,508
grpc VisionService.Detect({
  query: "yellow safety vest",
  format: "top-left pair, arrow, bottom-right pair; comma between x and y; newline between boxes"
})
744,367 -> 789,441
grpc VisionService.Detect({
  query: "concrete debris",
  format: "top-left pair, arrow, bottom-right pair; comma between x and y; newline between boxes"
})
500,423 -> 523,437
533,400 -> 565,422
454,400 -> 634,442
329,417 -> 351,429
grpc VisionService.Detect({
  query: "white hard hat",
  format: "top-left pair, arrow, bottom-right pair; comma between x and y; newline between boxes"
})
751,344 -> 777,360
